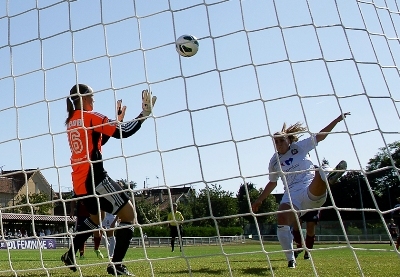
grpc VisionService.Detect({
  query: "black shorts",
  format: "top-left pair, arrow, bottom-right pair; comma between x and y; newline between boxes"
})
80,176 -> 130,216
300,210 -> 320,223
170,225 -> 183,238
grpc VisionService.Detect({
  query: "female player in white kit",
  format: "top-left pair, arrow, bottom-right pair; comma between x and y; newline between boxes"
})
101,213 -> 118,258
252,112 -> 350,268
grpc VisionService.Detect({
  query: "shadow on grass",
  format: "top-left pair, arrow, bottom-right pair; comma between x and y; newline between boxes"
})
160,267 -> 225,275
240,267 -> 276,276
224,258 -> 286,263
159,266 -> 276,277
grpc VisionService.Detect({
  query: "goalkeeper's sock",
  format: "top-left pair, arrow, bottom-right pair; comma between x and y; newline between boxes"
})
305,235 -> 315,249
112,222 -> 133,263
292,229 -> 302,248
277,225 -> 295,261
68,218 -> 98,257
93,235 -> 101,250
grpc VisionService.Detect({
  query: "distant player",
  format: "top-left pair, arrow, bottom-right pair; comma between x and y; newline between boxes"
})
391,197 -> 400,249
168,203 -> 184,252
387,218 -> 398,246
292,210 -> 321,259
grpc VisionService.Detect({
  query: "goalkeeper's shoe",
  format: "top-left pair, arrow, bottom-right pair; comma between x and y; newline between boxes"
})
61,252 -> 77,272
107,264 -> 135,276
288,260 -> 296,268
304,252 -> 310,260
327,160 -> 347,185
95,249 -> 104,259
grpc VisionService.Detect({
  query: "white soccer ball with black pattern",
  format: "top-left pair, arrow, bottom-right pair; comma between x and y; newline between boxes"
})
175,35 -> 199,57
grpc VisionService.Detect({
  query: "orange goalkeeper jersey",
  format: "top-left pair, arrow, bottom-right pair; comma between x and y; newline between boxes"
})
67,110 -> 116,195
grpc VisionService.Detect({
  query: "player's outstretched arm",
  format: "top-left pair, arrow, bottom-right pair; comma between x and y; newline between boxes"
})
316,112 -> 350,143
252,181 -> 277,212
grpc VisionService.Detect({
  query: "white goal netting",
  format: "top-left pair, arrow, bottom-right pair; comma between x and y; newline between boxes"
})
0,0 -> 400,276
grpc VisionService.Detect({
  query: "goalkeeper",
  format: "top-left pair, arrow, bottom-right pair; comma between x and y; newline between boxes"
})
252,113 -> 350,269
62,84 -> 156,276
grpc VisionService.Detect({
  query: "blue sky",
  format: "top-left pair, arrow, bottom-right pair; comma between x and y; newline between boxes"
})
0,0 -> 399,196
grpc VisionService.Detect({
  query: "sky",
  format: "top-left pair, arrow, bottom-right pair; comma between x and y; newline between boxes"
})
0,0 -> 400,197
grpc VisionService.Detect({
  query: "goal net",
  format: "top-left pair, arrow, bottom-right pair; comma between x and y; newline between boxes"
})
0,0 -> 399,276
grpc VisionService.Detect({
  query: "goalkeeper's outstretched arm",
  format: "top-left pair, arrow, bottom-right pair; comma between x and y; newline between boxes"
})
104,90 -> 157,141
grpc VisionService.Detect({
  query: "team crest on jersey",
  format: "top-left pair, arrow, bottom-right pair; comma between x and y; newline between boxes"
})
281,158 -> 293,166
291,149 -> 298,155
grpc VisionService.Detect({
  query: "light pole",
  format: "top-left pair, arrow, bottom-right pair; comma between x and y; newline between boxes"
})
357,177 -> 367,236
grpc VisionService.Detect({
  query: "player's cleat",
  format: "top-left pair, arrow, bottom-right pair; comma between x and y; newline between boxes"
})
79,255 -> 85,260
327,160 -> 347,185
107,264 -> 135,276
288,260 -> 296,268
294,249 -> 303,259
61,252 -> 77,272
304,252 -> 310,260
95,249 -> 104,259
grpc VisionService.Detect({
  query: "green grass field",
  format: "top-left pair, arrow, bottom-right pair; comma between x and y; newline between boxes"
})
0,242 -> 398,277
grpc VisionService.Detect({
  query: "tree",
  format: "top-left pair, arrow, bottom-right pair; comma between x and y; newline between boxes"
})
366,141 -> 400,201
322,141 -> 400,221
237,182 -> 278,226
191,184 -> 239,227
14,192 -> 53,214
116,179 -> 137,196
135,197 -> 162,224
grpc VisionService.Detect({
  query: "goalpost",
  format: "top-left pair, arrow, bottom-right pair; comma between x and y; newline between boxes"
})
1,0 -> 400,276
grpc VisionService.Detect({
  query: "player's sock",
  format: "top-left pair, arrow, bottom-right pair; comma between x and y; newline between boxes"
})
277,225 -> 295,262
171,239 -> 175,252
396,237 -> 400,250
94,235 -> 101,250
292,229 -> 302,248
68,218 -> 98,258
101,235 -> 108,250
305,235 -> 315,249
112,222 -> 134,263
109,236 -> 116,257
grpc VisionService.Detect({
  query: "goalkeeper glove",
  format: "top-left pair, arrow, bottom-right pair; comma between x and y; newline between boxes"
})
141,89 -> 157,117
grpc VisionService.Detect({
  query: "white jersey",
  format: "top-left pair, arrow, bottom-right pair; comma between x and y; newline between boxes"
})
101,213 -> 117,229
268,135 -> 317,192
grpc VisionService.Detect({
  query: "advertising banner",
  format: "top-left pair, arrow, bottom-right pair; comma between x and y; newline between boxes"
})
0,239 -> 56,249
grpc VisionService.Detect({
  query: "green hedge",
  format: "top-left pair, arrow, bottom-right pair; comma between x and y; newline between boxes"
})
133,226 -> 242,237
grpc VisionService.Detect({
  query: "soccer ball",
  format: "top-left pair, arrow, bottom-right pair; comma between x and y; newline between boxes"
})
175,35 -> 199,57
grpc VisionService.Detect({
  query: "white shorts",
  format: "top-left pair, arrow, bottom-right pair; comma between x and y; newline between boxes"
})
280,186 -> 326,215
101,213 -> 117,229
